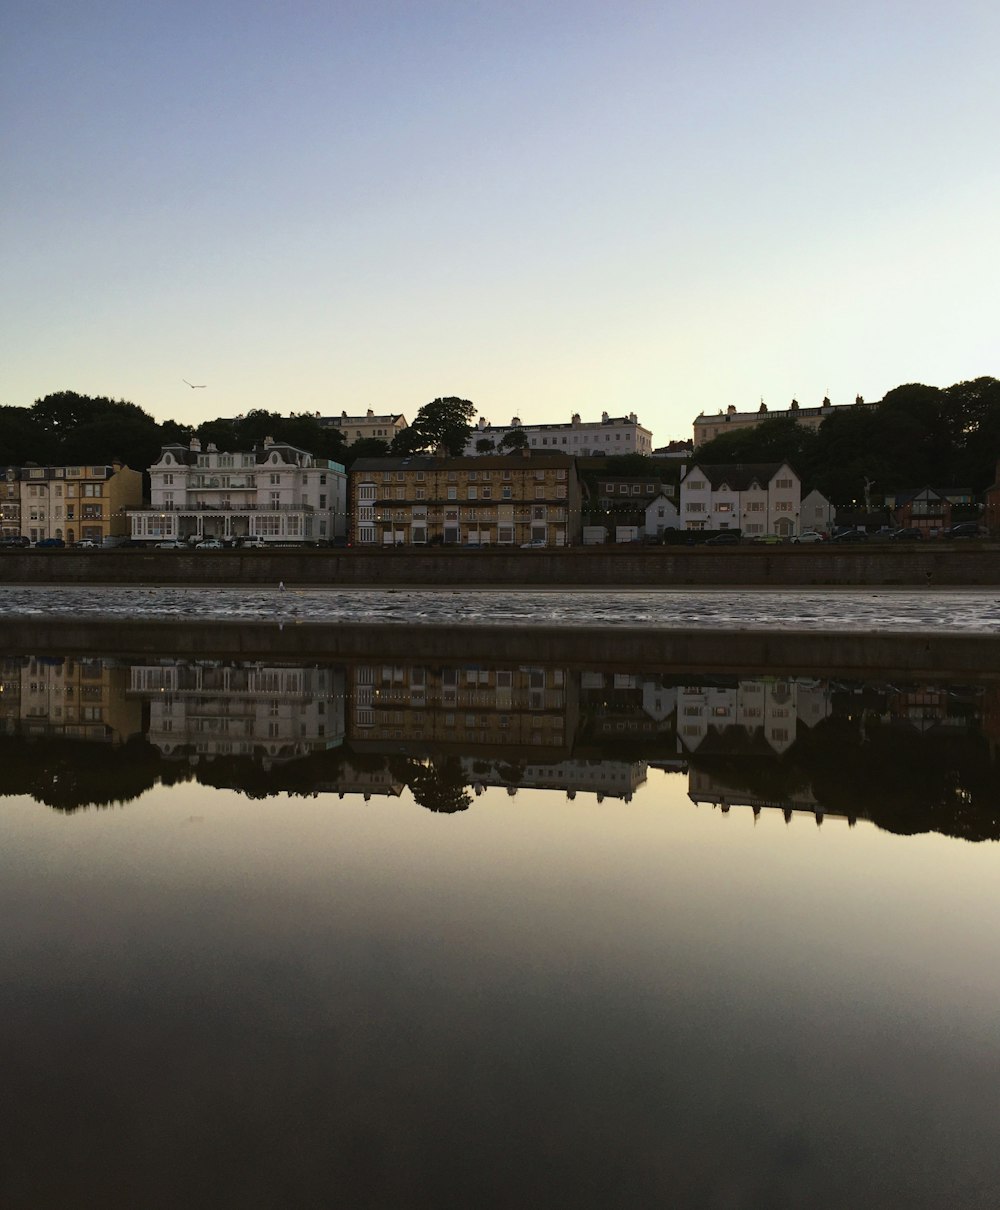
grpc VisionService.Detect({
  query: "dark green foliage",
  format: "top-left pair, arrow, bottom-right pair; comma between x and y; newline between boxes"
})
497,427 -> 528,452
391,397 -> 476,457
343,437 -> 391,466
693,378 -> 1000,504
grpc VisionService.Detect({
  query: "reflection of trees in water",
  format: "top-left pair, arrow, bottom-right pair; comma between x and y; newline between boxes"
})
407,758 -> 472,814
0,735 -> 188,812
5,709 -> 1000,840
691,714 -> 1000,841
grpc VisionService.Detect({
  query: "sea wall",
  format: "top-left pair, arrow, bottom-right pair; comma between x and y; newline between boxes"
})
2,544 -> 1000,586
3,618 -> 999,679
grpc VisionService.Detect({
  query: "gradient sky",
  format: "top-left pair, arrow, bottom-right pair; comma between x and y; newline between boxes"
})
3,1 -> 998,442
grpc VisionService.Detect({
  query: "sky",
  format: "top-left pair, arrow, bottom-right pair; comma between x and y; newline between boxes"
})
3,1 -> 999,444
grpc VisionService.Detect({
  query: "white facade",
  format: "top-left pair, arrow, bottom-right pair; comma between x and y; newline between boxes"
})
129,437 -> 348,544
643,493 -> 680,536
679,462 -> 801,536
465,411 -> 653,457
800,488 -> 835,535
676,678 -> 828,756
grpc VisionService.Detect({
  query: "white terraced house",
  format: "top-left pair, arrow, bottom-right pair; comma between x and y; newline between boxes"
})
679,461 -> 802,537
128,437 -> 348,545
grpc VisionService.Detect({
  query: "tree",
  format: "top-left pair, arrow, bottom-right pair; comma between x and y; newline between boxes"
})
497,427 -> 528,452
475,437 -> 496,454
342,437 -> 390,466
391,397 -> 476,457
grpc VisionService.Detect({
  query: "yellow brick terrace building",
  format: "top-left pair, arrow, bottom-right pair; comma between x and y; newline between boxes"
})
19,462 -> 142,545
350,453 -> 582,546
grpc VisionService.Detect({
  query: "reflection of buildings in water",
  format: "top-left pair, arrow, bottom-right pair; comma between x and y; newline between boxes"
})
687,767 -> 835,824
129,662 -> 345,767
313,760 -> 405,801
1,656 -> 142,745
578,672 -> 677,745
348,663 -> 577,760
461,756 -> 648,802
881,684 -> 983,735
676,679 -> 831,756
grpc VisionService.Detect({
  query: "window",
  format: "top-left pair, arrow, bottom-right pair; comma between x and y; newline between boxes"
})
775,478 -> 793,489
415,487 -> 426,500
686,502 -> 706,512
447,486 -> 457,500
270,473 -> 280,485
687,480 -> 705,490
481,485 -> 491,499
467,487 -> 477,500
534,487 -> 544,500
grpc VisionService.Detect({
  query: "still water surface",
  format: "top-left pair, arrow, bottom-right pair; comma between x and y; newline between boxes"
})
2,651 -> 1000,1207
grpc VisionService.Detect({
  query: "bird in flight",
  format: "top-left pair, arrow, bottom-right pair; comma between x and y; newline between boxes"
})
183,379 -> 206,389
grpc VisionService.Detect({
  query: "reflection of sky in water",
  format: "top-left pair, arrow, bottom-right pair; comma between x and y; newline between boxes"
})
2,777 -> 1000,1206
4,585 -> 1000,631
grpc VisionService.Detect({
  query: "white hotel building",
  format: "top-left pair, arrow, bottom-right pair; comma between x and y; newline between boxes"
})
464,411 -> 653,457
128,437 -> 348,544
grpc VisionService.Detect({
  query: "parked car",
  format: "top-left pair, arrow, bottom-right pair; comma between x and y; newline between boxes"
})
520,540 -> 546,548
35,537 -> 65,548
890,528 -> 923,542
790,530 -> 825,544
705,531 -> 741,545
830,529 -> 867,543
751,533 -> 783,545
239,539 -> 267,549
74,539 -> 101,549
943,522 -> 984,539
155,540 -> 187,549
0,535 -> 30,547
195,538 -> 224,549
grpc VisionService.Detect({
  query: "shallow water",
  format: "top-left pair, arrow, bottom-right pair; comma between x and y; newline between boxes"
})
4,585 -> 1000,630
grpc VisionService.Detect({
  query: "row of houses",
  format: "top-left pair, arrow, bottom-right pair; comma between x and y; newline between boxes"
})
4,436 -> 992,547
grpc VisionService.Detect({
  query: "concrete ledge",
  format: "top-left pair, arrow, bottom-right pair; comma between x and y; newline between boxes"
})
2,617 -> 999,679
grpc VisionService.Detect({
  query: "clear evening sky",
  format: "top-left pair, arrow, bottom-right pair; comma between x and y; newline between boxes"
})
3,1 -> 998,442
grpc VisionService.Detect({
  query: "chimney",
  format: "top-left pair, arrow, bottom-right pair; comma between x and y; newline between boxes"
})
521,446 -> 531,458
601,411 -> 610,423
727,404 -> 737,414
263,436 -> 274,448
367,408 -> 374,418
511,416 -> 521,427
189,437 -> 201,453
571,413 -> 581,426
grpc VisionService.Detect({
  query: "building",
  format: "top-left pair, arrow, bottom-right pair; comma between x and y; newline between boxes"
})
800,488 -> 835,535
464,411 -> 653,457
643,492 -> 680,538
18,461 -> 142,545
318,409 -> 408,444
128,437 -> 348,545
693,398 -> 868,446
887,487 -> 953,536
1,466 -> 21,538
679,462 -> 801,536
350,453 -> 582,546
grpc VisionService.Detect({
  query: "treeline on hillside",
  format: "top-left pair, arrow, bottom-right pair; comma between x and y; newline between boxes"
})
694,378 -> 1000,503
3,380 -> 999,503
0,392 -> 484,472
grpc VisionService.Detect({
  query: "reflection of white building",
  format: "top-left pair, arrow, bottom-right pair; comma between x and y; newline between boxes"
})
461,757 -> 648,802
677,679 -> 831,756
129,662 -> 344,765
